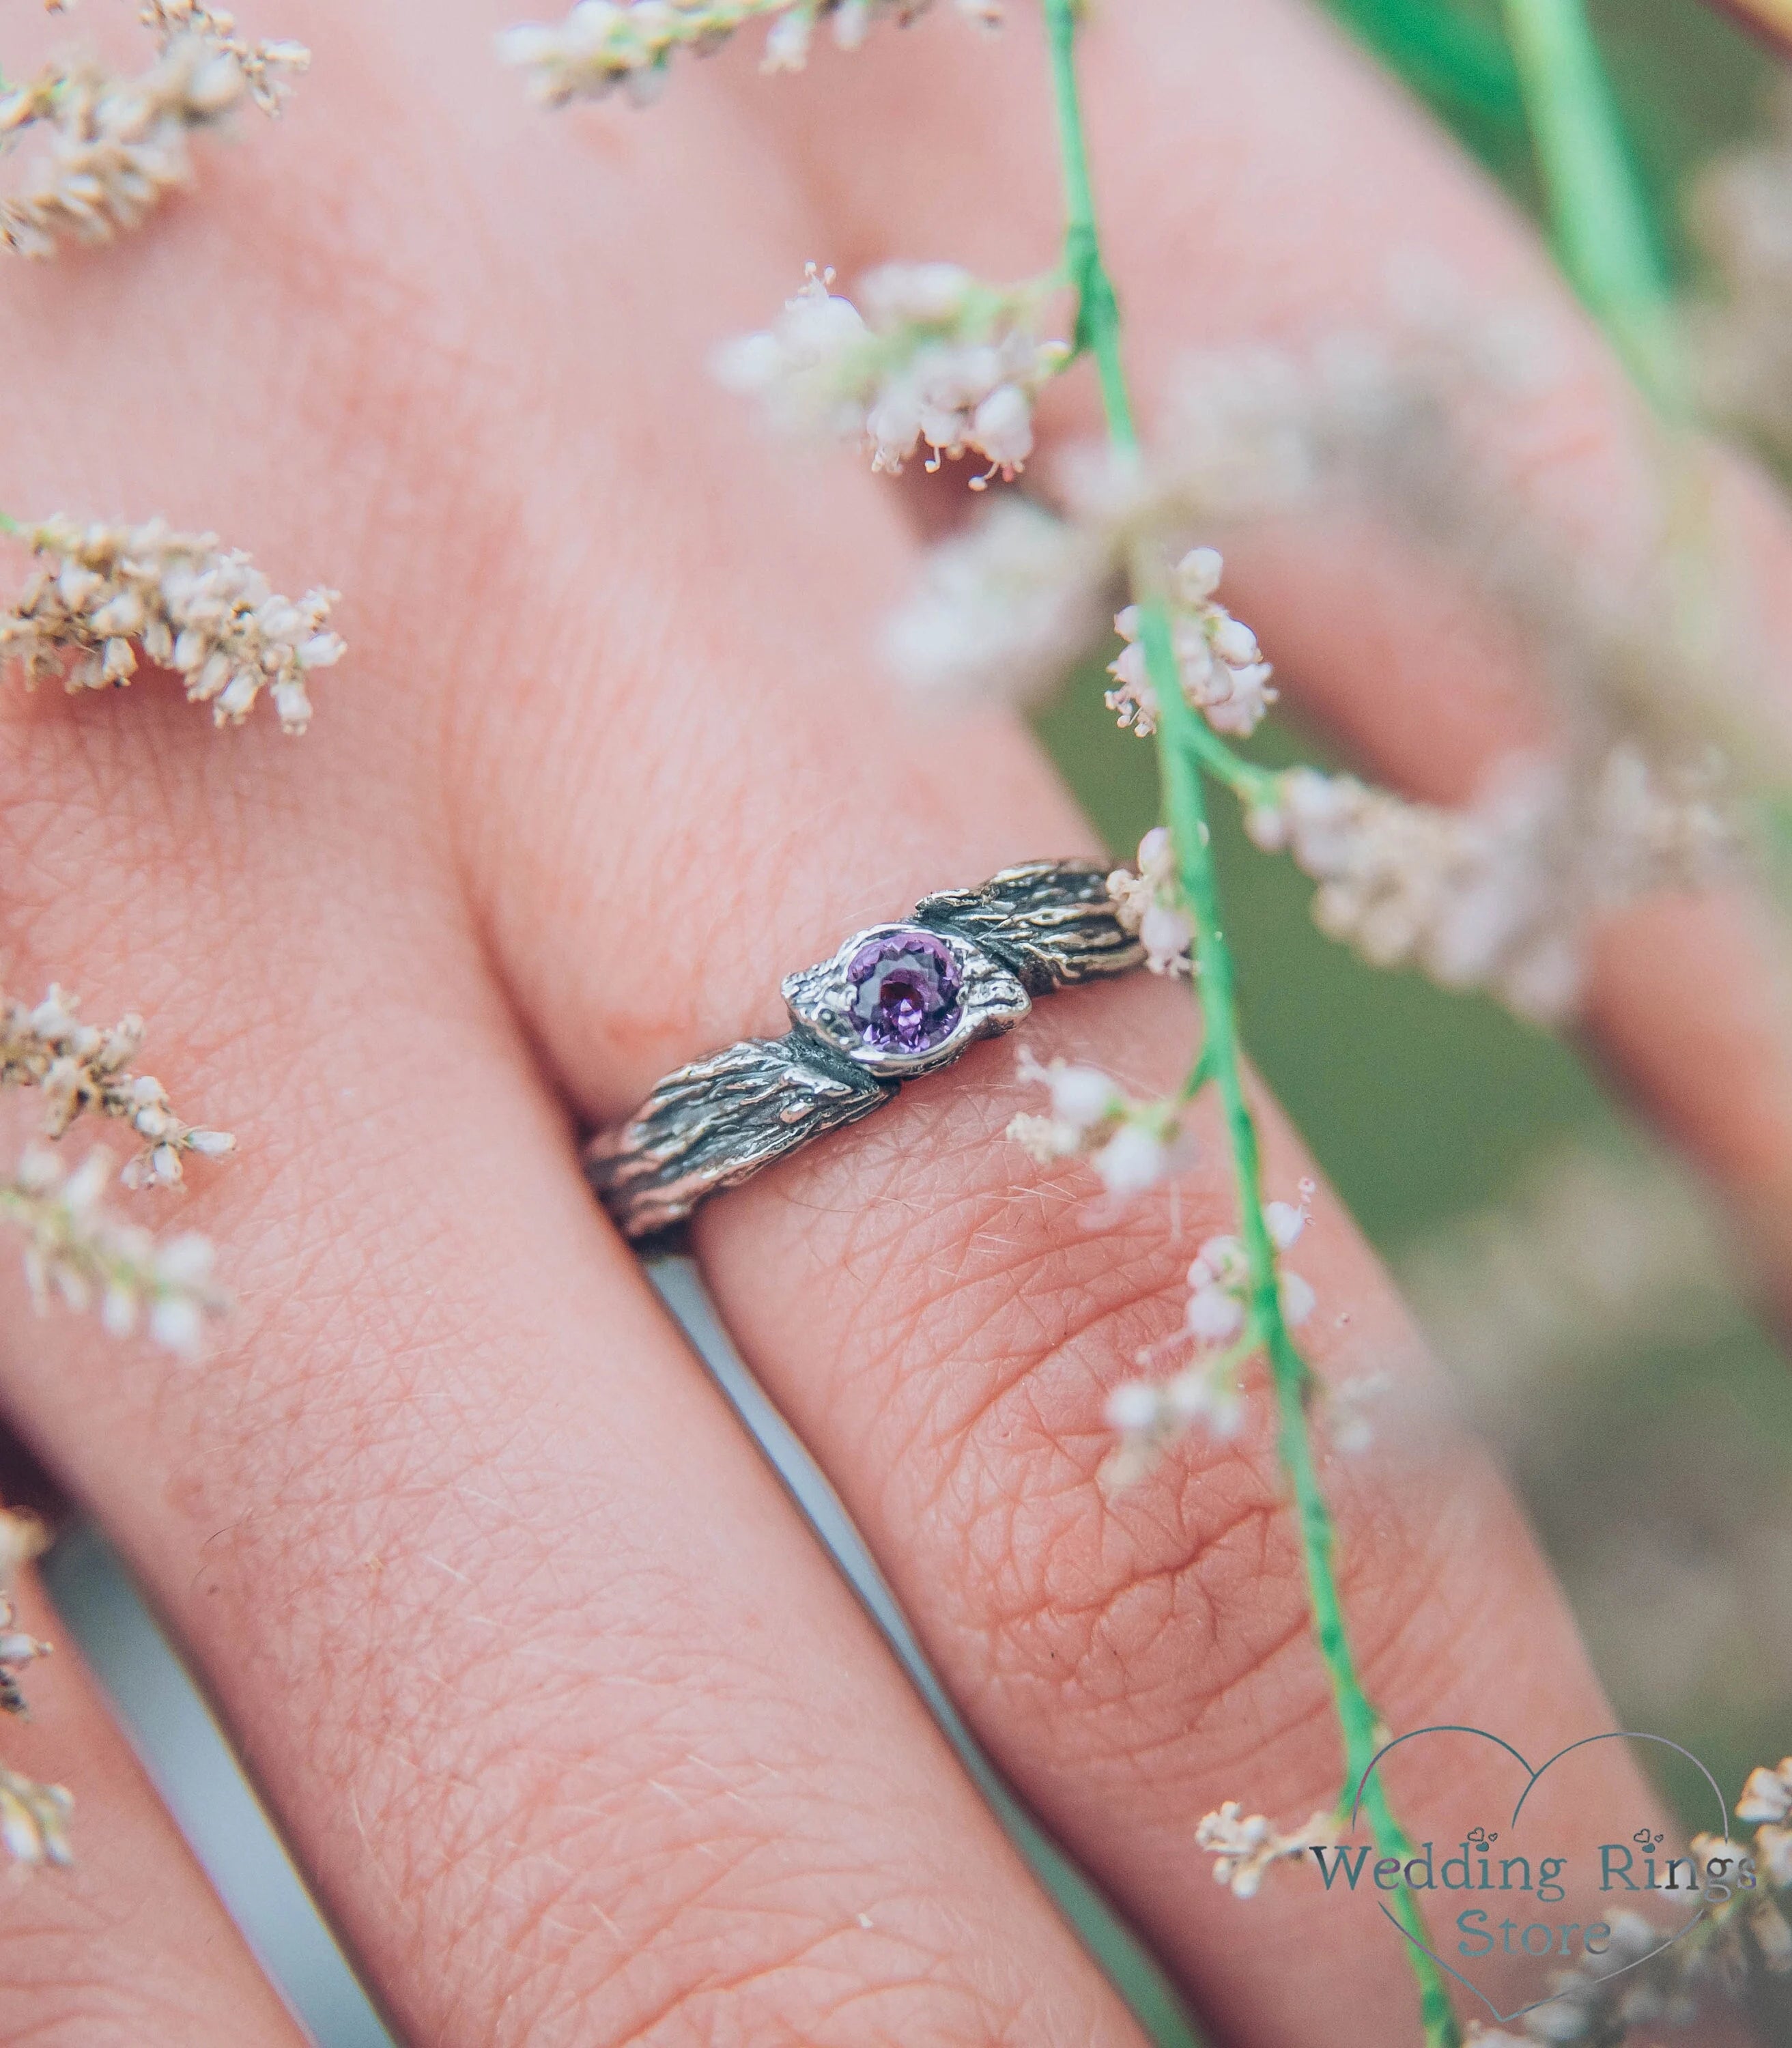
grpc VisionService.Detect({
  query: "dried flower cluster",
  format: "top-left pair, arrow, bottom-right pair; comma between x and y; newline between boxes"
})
498,0 -> 998,104
0,1509 -> 51,1721
2,980 -> 232,1352
1,515 -> 343,731
3,984 -> 233,1189
1105,825 -> 1193,976
879,326 -> 1745,1025
879,339 -> 1428,713
1,1144 -> 227,1357
715,262 -> 1068,482
1105,547 -> 1276,739
882,495 -> 1111,706
0,4 -> 309,257
0,1507 -> 68,1869
1102,1187 -> 1317,1485
1195,1801 -> 1338,1900
1204,1759 -> 1792,2044
1739,1758 -> 1792,1888
1006,1042 -> 1195,1202
1689,84 -> 1792,462
0,1765 -> 71,1866
1242,747 -> 1733,1025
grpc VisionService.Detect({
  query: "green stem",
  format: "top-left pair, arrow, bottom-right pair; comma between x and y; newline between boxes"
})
1498,0 -> 1684,419
1040,5 -> 1460,2043
1500,0 -> 1739,769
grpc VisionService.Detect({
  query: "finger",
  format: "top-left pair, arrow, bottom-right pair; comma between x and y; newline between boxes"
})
0,10 -> 1157,2047
427,53 -> 1681,2048
489,711 -> 1660,2040
0,1552 -> 305,2048
756,0 -> 1792,1318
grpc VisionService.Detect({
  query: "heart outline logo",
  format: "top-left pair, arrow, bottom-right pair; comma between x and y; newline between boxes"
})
1348,1727 -> 1733,2028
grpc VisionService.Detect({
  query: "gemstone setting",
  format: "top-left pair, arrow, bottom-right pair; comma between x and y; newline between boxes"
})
782,920 -> 1031,1078
845,929 -> 963,1055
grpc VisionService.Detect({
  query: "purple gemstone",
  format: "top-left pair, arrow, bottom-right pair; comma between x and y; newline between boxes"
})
846,930 -> 963,1055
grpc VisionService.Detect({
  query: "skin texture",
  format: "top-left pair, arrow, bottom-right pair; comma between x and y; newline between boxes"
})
0,1564 -> 305,2048
0,1 -> 1785,2043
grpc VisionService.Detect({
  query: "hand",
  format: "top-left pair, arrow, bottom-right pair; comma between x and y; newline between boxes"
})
0,5 -> 1783,2045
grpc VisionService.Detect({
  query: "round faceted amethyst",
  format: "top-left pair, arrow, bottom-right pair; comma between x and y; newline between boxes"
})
846,930 -> 963,1055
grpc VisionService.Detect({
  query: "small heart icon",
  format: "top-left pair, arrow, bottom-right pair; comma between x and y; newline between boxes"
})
1345,1728 -> 1734,2029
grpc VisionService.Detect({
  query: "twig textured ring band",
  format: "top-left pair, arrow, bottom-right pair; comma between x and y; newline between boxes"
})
586,859 -> 1146,1240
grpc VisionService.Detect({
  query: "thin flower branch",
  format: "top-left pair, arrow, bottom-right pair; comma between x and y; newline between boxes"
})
2,984 -> 234,1189
1006,1038 -> 1196,1201
1,514 -> 344,732
1245,750 -> 1732,1023
1461,1765 -> 1792,2042
0,1 -> 310,257
0,1769 -> 71,1866
498,0 -> 1001,105
715,261 -> 1069,483
0,1507 -> 51,1723
0,1507 -> 71,1870
1038,3 -> 1460,2040
1498,0 -> 1683,418
1,1143 -> 228,1357
1105,545 -> 1277,739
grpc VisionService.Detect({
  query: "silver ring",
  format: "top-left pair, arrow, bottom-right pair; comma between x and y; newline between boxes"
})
586,859 -> 1144,1240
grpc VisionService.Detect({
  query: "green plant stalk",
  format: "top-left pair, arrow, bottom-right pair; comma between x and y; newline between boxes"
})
1499,0 -> 1743,778
1498,0 -> 1684,419
1040,5 -> 1461,2042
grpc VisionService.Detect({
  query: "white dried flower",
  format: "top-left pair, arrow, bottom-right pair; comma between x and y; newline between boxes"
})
1,516 -> 343,731
1516,1909 -> 1696,2040
0,1554 -> 63,1866
0,1511 -> 48,1584
1007,1044 -> 1193,1199
498,0 -> 999,103
136,4 -> 311,113
1264,1195 -> 1307,1250
1105,1188 -> 1319,1484
0,1608 -> 52,1720
883,496 -> 1111,706
1739,1759 -> 1792,1827
1195,1802 -> 1337,1900
1751,1898 -> 1792,1972
1101,1355 -> 1247,1490
715,262 -> 1068,483
1,983 -> 233,1186
1,1143 -> 228,1359
0,12 -> 309,258
1106,825 -> 1194,976
1247,749 -> 1732,1025
1324,1371 -> 1390,1456
1105,549 -> 1277,740
0,1767 -> 72,1866
1186,1215 -> 1316,1346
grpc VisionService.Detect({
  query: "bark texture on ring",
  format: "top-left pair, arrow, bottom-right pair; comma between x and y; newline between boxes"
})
586,860 -> 1143,1242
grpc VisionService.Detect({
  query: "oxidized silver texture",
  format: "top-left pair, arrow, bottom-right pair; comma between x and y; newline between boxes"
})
586,859 -> 1144,1240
